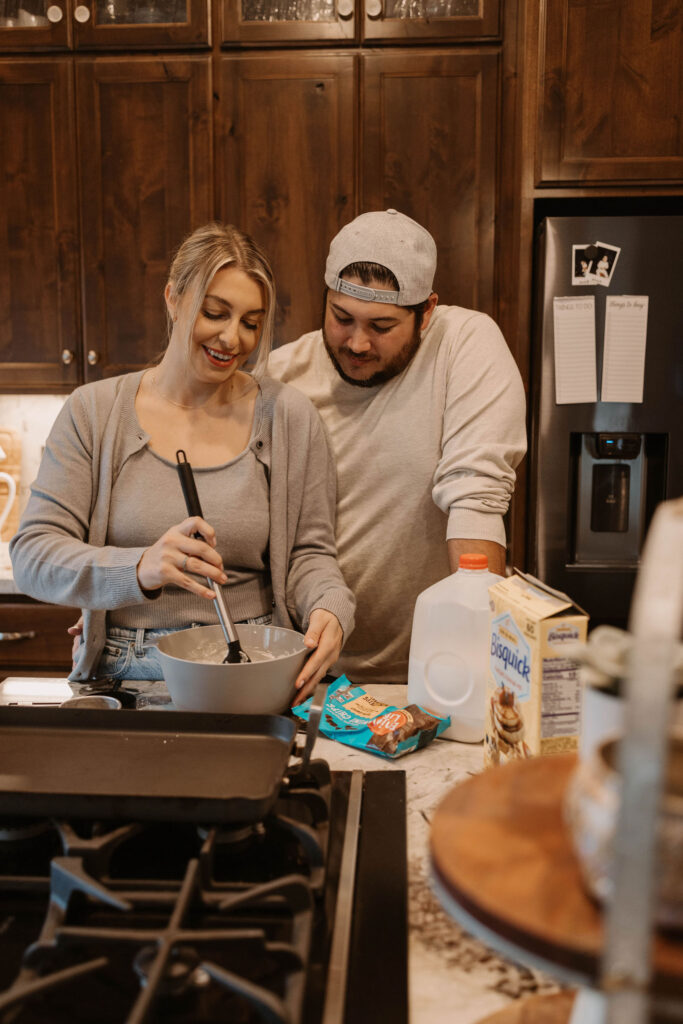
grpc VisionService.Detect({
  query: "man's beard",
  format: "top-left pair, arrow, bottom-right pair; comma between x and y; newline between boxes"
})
322,319 -> 422,388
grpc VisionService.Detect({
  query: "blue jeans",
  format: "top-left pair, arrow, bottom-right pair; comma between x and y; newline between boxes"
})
97,615 -> 273,681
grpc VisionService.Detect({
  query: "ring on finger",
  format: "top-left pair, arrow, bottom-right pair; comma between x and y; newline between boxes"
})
182,555 -> 188,573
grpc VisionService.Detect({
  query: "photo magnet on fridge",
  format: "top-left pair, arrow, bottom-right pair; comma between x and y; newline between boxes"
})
593,242 -> 621,286
572,244 -> 598,285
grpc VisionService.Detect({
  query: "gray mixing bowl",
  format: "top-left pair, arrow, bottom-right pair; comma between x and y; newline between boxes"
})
155,623 -> 309,714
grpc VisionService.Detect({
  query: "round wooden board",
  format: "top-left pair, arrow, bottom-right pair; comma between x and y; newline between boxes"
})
477,991 -> 576,1024
430,753 -> 683,988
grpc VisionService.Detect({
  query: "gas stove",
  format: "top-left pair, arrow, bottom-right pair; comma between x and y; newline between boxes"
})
0,761 -> 408,1024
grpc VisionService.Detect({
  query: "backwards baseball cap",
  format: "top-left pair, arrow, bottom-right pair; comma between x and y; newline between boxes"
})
324,209 -> 437,306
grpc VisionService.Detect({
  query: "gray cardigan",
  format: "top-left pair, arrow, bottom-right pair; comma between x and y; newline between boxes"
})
10,371 -> 355,680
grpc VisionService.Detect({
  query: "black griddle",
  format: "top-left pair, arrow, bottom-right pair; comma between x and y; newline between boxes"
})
0,707 -> 298,824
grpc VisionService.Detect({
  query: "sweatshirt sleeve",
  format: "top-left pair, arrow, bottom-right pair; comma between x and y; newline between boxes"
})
9,392 -> 151,610
431,312 -> 527,546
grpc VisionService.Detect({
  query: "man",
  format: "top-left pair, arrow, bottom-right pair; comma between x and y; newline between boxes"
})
268,209 -> 526,684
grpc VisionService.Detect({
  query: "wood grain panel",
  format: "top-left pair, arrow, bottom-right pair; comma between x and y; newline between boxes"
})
76,56 -> 213,380
217,52 -> 356,346
0,601 -> 79,671
0,58 -> 80,391
539,0 -> 683,184
362,49 -> 499,316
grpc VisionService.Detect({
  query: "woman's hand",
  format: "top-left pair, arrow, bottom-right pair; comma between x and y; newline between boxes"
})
67,615 -> 84,665
136,516 -> 227,600
292,609 -> 343,706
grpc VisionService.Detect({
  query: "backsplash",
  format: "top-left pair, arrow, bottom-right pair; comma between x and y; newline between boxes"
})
0,394 -> 68,521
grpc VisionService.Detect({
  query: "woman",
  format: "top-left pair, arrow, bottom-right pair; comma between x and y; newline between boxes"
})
10,223 -> 354,704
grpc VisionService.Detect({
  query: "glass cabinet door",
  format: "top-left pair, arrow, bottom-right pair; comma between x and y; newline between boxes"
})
221,0 -> 356,45
0,0 -> 208,47
363,0 -> 500,41
0,0 -> 70,49
73,0 -> 209,47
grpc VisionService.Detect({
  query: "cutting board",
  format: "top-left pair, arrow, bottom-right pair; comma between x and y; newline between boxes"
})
0,427 -> 21,542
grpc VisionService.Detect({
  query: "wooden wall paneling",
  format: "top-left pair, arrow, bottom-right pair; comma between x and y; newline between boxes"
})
539,0 -> 683,185
0,58 -> 80,391
216,52 -> 357,346
75,55 -> 214,381
362,48 -> 499,317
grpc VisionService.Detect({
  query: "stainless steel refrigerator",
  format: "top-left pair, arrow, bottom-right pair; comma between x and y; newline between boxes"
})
529,215 -> 683,628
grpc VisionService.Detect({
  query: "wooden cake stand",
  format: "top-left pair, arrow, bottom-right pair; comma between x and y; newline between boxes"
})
430,754 -> 683,1003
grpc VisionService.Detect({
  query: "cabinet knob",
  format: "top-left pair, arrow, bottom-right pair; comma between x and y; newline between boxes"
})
74,4 -> 91,22
336,0 -> 354,18
47,4 -> 64,22
61,349 -> 74,365
0,631 -> 37,642
365,0 -> 382,16
87,349 -> 100,366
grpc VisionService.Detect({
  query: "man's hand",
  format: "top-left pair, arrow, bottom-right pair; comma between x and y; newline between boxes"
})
291,609 -> 343,706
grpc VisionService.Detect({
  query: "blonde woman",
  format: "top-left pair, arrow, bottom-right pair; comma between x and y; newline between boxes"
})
11,223 -> 354,703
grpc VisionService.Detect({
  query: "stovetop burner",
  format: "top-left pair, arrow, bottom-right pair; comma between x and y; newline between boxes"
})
0,764 -> 408,1024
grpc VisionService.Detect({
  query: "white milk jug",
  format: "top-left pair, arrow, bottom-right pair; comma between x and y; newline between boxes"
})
407,553 -> 502,742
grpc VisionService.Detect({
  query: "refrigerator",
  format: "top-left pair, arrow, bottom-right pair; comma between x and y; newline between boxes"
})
529,215 -> 683,629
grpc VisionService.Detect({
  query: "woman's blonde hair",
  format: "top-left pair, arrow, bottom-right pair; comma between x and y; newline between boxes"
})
166,222 -> 276,380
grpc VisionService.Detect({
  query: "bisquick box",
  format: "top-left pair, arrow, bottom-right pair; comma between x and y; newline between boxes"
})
485,570 -> 588,767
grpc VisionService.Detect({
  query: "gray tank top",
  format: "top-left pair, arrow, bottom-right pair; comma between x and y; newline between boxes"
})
107,441 -> 272,628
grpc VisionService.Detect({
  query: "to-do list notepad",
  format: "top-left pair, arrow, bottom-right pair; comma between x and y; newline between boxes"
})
601,296 -> 649,403
553,296 -> 597,404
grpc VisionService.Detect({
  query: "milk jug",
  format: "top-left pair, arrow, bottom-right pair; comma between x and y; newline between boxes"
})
407,553 -> 502,742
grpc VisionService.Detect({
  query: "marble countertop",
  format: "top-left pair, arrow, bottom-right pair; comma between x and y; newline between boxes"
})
61,678 -> 560,1024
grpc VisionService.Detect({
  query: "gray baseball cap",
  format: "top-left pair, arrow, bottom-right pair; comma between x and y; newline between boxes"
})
325,209 -> 437,306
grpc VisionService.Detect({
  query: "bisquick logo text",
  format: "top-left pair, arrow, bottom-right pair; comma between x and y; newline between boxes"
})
490,634 -> 530,683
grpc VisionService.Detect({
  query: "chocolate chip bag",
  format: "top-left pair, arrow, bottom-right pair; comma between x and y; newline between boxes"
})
293,676 -> 450,759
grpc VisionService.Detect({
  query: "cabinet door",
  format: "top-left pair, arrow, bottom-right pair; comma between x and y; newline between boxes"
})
363,0 -> 500,43
0,0 -> 70,51
362,49 -> 498,315
217,52 -> 356,346
221,0 -> 356,46
72,0 -> 209,50
539,0 -> 683,184
0,599 -> 79,671
76,56 -> 213,381
0,58 -> 80,390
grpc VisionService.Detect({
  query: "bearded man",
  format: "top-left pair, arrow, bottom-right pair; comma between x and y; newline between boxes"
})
268,209 -> 527,685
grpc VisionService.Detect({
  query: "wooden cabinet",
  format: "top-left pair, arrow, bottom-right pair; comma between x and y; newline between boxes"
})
0,598 -> 78,672
0,58 -> 80,390
362,48 -> 498,315
362,0 -> 501,43
0,54 -> 213,390
538,0 -> 683,185
219,0 -> 500,47
217,51 -> 356,344
0,0 -> 209,52
76,56 -> 213,381
220,0 -> 357,46
217,48 -> 499,342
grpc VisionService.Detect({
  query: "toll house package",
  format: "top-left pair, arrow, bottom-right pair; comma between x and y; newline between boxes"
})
293,676 -> 450,760
485,570 -> 588,767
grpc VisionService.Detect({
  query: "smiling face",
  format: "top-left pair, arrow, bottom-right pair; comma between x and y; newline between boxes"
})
322,277 -> 437,387
167,265 -> 265,384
